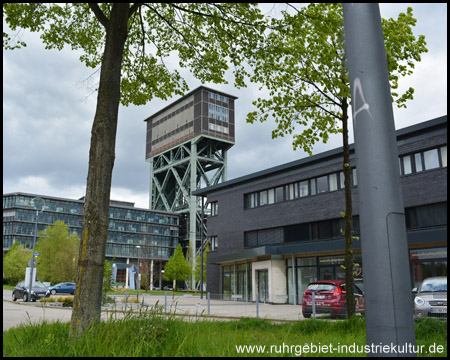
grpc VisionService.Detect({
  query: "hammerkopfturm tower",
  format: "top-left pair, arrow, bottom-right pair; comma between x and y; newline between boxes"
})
144,86 -> 236,288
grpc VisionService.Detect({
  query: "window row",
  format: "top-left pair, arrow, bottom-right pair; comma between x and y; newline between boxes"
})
209,123 -> 229,134
109,207 -> 178,225
3,195 -> 82,214
245,169 -> 357,209
208,103 -> 229,122
405,202 -> 447,230
106,243 -> 174,259
107,232 -> 178,248
243,202 -> 447,248
244,217 -> 361,248
208,91 -> 229,104
399,145 -> 447,176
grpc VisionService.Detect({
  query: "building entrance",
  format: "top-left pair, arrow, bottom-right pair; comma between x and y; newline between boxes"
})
256,269 -> 268,303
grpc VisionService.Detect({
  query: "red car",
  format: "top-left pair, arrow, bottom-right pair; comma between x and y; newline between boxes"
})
302,280 -> 365,319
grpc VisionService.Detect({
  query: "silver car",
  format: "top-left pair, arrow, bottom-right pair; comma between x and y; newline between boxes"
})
413,276 -> 447,320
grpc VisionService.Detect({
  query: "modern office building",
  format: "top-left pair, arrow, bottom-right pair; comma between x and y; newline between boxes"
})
3,193 -> 180,288
144,85 -> 236,287
193,116 -> 447,303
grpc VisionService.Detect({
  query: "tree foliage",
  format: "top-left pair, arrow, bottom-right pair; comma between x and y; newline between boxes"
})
164,244 -> 192,291
3,240 -> 32,285
247,3 -> 427,154
35,220 -> 80,284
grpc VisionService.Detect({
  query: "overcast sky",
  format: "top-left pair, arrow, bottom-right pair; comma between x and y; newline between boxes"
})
3,4 -> 447,209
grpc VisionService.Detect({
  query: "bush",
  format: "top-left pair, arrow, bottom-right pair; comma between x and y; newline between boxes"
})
60,296 -> 73,307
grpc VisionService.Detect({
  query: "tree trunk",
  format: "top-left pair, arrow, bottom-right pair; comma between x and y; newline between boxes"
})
342,99 -> 356,318
70,4 -> 129,338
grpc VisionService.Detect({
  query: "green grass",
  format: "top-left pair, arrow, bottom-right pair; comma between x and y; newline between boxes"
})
3,310 -> 446,357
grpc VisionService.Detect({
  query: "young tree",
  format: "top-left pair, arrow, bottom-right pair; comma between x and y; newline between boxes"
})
246,4 -> 427,317
35,221 -> 80,284
3,240 -> 32,285
3,3 -> 265,336
164,244 -> 192,292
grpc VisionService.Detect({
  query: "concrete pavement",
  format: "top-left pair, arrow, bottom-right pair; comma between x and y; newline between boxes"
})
4,290 -> 331,331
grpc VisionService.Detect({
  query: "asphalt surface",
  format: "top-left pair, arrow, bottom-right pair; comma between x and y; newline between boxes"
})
3,289 -> 323,332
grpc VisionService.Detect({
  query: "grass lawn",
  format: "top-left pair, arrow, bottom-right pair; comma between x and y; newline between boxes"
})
3,309 -> 447,357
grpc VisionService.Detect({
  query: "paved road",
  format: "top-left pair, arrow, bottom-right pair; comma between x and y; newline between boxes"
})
3,289 -> 322,332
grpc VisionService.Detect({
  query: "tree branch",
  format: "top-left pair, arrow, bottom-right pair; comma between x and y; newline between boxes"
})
88,3 -> 109,28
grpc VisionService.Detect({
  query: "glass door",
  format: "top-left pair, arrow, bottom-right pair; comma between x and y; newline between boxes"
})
257,270 -> 268,303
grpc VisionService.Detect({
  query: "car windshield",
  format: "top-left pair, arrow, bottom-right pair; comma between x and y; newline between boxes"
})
306,283 -> 336,292
34,282 -> 47,288
419,279 -> 447,293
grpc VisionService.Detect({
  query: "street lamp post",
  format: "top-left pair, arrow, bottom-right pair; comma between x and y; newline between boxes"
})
26,197 -> 45,302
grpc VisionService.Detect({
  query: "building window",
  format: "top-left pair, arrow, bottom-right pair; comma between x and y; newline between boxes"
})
329,173 -> 338,192
259,190 -> 268,206
423,149 -> 440,170
210,201 -> 218,217
352,168 -> 357,186
316,176 -> 328,193
402,155 -> 413,175
268,188 -> 275,204
210,236 -> 218,251
414,153 -> 423,172
441,146 -> 447,167
208,103 -> 229,122
299,181 -> 308,197
275,186 -> 284,203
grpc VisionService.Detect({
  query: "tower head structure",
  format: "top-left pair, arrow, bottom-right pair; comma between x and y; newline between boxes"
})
144,86 -> 236,288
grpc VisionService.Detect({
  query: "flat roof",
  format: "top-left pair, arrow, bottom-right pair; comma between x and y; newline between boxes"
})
3,192 -> 178,215
193,115 -> 447,197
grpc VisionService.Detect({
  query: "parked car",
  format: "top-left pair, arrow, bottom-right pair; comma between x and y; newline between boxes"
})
412,276 -> 447,320
12,281 -> 49,302
302,280 -> 365,319
45,282 -> 76,297
162,285 -> 173,291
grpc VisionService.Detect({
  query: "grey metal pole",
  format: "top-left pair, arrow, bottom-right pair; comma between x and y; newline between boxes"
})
312,292 -> 316,319
28,209 -> 38,302
343,3 -> 416,356
256,292 -> 259,318
200,196 -> 205,299
164,292 -> 167,313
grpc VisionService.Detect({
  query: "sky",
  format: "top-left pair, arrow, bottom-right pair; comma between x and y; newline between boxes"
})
3,4 -> 447,209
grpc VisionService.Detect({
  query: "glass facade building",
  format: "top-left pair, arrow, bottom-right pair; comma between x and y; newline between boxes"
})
3,192 -> 180,263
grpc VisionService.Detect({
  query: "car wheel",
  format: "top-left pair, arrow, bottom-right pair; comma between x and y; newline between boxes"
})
23,293 -> 28,302
12,292 -> 17,301
303,313 -> 311,319
51,289 -> 57,295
